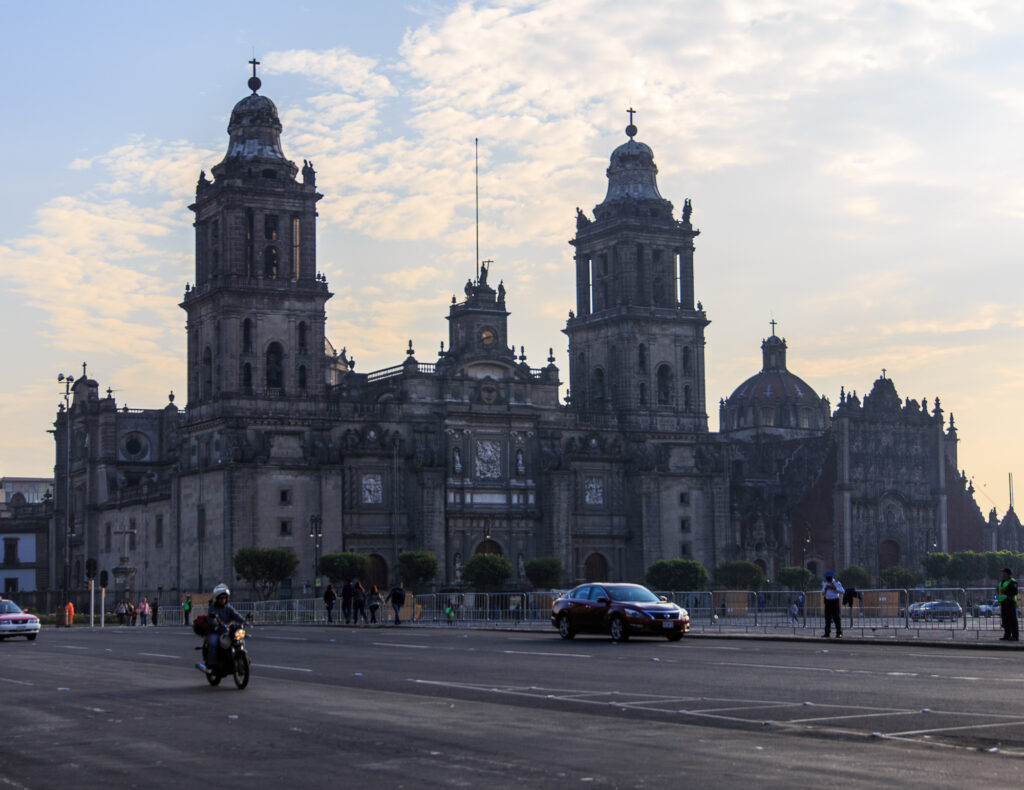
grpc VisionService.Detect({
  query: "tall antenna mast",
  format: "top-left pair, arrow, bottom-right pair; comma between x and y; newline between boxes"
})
475,137 -> 480,284
1011,472 -> 1015,510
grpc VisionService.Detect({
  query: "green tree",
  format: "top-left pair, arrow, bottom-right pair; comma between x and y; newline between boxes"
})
880,565 -> 921,589
987,551 -> 1016,582
947,551 -> 987,586
920,552 -> 951,583
524,557 -> 564,589
462,553 -> 514,592
645,559 -> 708,591
777,566 -> 814,591
397,549 -> 439,590
233,547 -> 300,600
318,552 -> 370,583
714,560 -> 767,590
838,564 -> 871,590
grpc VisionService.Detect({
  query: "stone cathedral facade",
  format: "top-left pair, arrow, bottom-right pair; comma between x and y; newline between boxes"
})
50,75 -> 995,598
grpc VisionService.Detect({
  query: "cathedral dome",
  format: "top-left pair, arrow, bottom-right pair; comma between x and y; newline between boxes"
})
223,90 -> 286,162
600,135 -> 665,204
720,333 -> 830,438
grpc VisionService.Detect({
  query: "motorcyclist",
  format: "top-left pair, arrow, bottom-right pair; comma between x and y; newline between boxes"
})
196,583 -> 247,674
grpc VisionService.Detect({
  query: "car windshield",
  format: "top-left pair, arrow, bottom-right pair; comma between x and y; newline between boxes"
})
0,601 -> 23,614
603,585 -> 661,603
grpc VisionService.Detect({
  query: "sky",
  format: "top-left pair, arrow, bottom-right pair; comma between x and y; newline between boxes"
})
1,0 -> 1021,516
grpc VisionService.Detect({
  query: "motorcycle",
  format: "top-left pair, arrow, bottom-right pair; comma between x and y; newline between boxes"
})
194,616 -> 251,689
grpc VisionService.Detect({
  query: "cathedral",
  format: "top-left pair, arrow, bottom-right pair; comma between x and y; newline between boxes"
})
50,70 -> 997,599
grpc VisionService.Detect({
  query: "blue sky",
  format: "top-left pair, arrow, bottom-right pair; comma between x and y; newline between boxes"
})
2,0 -> 1022,515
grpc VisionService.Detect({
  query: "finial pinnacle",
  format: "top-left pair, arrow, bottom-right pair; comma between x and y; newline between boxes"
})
625,107 -> 637,139
769,318 -> 777,337
248,57 -> 262,93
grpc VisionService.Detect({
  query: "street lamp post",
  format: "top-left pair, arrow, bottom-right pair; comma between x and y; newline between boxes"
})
57,373 -> 75,604
309,514 -> 323,592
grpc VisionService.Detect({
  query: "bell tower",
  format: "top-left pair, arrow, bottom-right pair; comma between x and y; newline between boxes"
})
564,113 -> 709,432
182,62 -> 331,415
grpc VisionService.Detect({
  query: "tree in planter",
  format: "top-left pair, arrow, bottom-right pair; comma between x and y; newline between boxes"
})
319,552 -> 370,584
713,560 -> 766,590
777,566 -> 814,591
233,547 -> 300,600
645,559 -> 708,591
398,549 -> 439,591
837,565 -> 871,590
462,553 -> 514,592
524,557 -> 564,590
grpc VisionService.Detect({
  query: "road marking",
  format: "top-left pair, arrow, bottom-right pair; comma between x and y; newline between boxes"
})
887,672 -> 918,677
138,652 -> 180,659
906,653 -> 1003,660
373,642 -> 430,649
58,645 -> 88,650
789,710 -> 917,724
254,663 -> 313,672
0,677 -> 33,686
502,650 -> 591,658
259,636 -> 308,642
889,720 -> 1024,737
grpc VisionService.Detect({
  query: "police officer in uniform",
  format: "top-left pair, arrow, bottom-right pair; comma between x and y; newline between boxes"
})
998,568 -> 1018,641
822,572 -> 845,638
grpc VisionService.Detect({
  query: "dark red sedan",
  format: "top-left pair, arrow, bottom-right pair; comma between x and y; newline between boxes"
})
552,583 -> 690,642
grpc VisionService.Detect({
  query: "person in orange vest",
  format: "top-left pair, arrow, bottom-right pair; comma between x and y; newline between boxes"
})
65,600 -> 75,628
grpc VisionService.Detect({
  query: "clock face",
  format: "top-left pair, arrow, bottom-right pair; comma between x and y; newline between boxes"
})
480,328 -> 496,347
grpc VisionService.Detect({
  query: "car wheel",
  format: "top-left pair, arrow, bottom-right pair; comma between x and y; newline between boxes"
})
26,634 -> 37,641
666,633 -> 683,642
557,614 -> 575,640
609,616 -> 628,642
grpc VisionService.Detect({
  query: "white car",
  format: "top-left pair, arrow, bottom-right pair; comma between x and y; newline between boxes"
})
0,599 -> 40,640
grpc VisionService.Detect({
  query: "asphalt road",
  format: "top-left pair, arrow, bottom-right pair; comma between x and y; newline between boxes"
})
2,625 -> 1023,789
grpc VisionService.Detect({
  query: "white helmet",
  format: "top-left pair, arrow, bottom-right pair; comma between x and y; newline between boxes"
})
212,583 -> 230,599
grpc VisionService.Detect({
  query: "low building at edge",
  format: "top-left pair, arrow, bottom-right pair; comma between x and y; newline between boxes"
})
48,72 -> 1012,599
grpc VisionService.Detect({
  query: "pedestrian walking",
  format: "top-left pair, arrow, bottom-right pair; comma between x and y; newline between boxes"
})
151,598 -> 160,626
999,567 -> 1019,641
64,600 -> 75,628
352,582 -> 368,624
324,584 -> 338,623
182,595 -> 192,626
128,600 -> 137,626
821,572 -> 844,638
138,597 -> 150,626
788,600 -> 800,626
116,599 -> 127,626
368,585 -> 383,624
341,579 -> 355,624
385,582 -> 406,625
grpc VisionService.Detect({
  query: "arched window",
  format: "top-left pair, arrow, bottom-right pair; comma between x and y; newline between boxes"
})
682,346 -> 691,374
879,540 -> 900,571
264,246 -> 278,278
298,322 -> 308,353
242,363 -> 252,394
266,342 -> 284,391
684,385 -> 691,411
368,554 -> 388,589
292,217 -> 301,279
242,318 -> 253,353
656,364 -> 673,405
584,553 -> 609,582
638,344 -> 647,372
639,381 -> 647,406
202,347 -> 213,400
298,365 -> 307,392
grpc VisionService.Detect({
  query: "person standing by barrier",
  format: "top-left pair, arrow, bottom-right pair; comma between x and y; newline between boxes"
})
385,582 -> 406,625
152,598 -> 160,627
65,600 -> 75,628
352,582 -> 369,625
368,585 -> 383,624
324,584 -> 338,623
998,568 -> 1019,641
822,572 -> 844,638
341,579 -> 355,624
182,595 -> 192,626
116,599 -> 127,626
138,598 -> 150,626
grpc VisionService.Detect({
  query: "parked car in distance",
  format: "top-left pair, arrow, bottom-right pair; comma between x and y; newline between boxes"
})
552,583 -> 690,642
971,601 -> 997,618
902,602 -> 926,619
911,600 -> 963,622
0,599 -> 40,640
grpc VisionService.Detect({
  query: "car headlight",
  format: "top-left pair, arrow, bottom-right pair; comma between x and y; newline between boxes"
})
677,608 -> 689,619
625,608 -> 651,620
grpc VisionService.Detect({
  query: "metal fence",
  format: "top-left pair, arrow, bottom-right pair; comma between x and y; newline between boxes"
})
10,585 -> 1016,635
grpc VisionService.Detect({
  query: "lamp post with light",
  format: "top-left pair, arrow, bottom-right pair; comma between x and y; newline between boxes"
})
309,514 -> 323,593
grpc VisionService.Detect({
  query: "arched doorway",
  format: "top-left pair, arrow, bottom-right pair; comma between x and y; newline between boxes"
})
755,558 -> 768,578
879,539 -> 900,571
368,554 -> 388,589
474,540 -> 502,556
584,553 -> 608,582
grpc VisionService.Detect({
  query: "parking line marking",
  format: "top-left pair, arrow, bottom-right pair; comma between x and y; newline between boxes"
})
254,663 -> 313,672
138,652 -> 180,659
888,720 -> 1024,737
502,650 -> 590,658
788,711 -> 917,724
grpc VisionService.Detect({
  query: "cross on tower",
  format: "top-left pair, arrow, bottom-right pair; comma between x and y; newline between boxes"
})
769,319 -> 777,336
626,107 -> 636,125
249,57 -> 260,79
